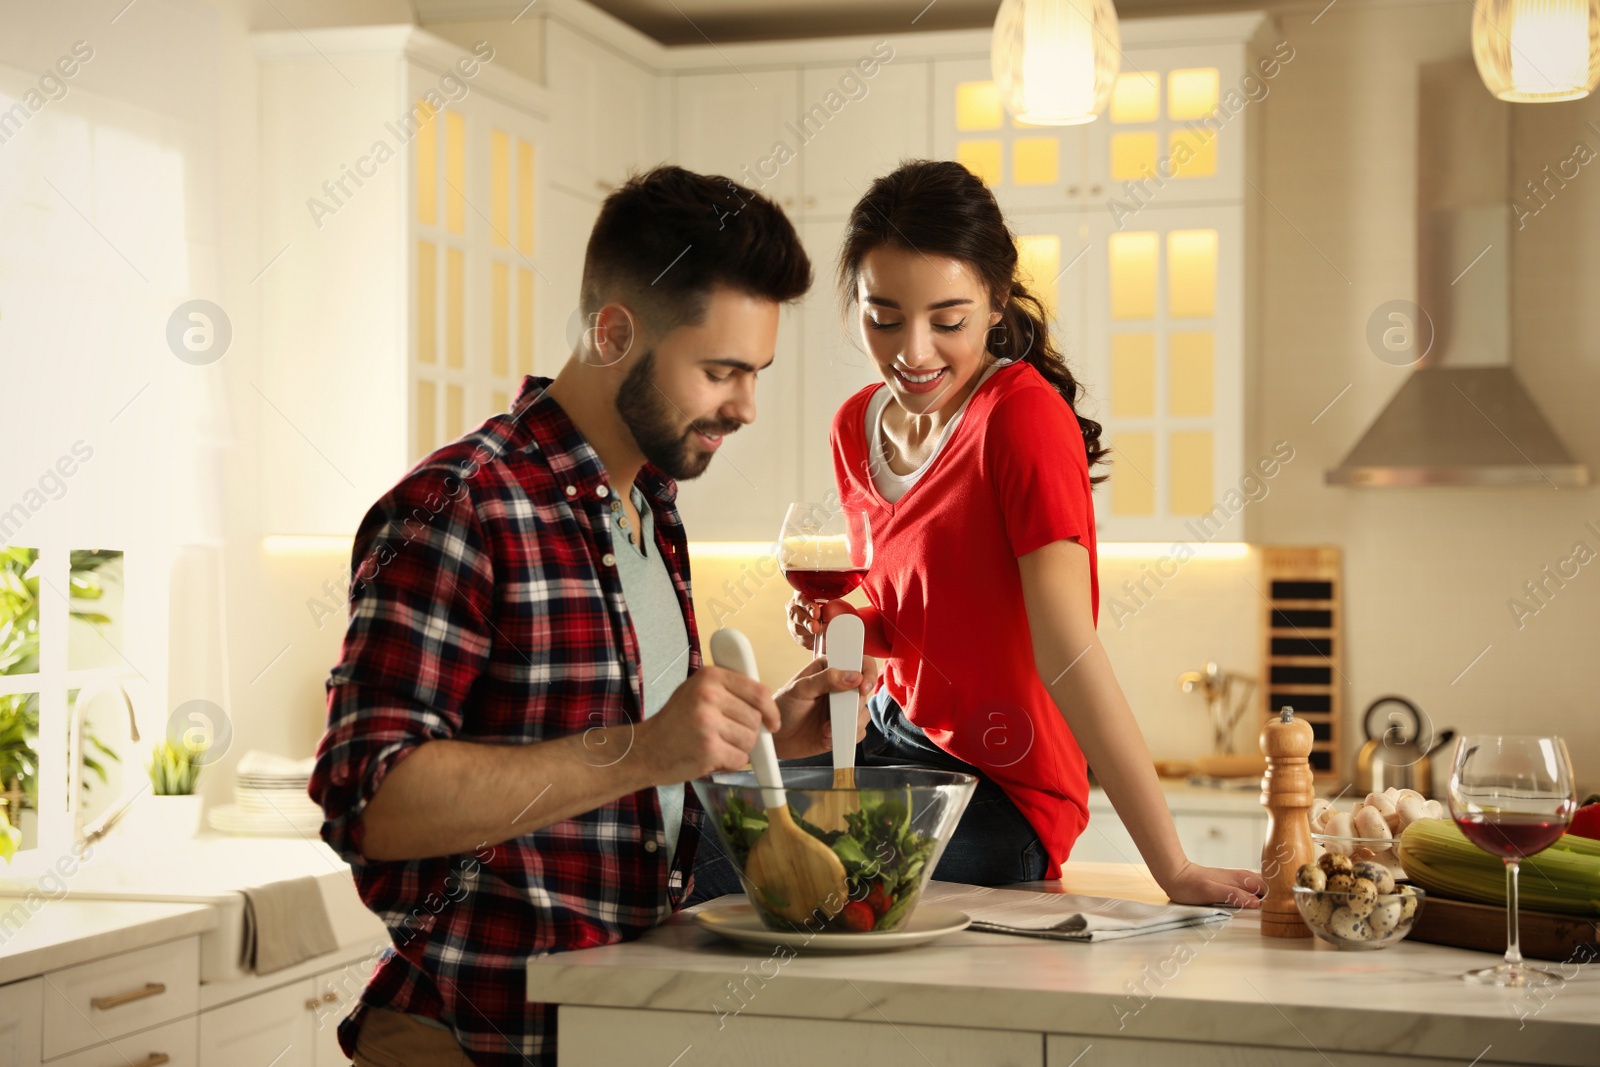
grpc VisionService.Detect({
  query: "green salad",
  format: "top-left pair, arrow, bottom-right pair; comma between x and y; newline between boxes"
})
718,789 -> 938,933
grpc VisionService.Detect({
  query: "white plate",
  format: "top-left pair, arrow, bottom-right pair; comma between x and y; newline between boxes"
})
694,903 -> 970,952
207,803 -> 322,836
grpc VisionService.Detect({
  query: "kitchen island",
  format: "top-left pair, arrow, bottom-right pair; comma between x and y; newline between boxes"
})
526,861 -> 1598,1066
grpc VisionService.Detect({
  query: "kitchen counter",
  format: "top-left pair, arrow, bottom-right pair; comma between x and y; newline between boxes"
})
527,861 -> 1599,1066
0,832 -> 385,985
0,897 -> 217,985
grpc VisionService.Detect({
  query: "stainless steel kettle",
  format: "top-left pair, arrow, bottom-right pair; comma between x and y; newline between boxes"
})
1354,696 -> 1453,799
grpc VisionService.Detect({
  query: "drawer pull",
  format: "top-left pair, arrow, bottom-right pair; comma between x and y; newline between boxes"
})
322,991 -> 339,1003
90,982 -> 166,1011
128,1055 -> 170,1067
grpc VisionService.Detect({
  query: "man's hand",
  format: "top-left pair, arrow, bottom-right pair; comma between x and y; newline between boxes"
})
771,655 -> 879,759
636,666 -> 782,785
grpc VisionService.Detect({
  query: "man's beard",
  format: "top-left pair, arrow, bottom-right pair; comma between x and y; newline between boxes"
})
614,351 -> 740,481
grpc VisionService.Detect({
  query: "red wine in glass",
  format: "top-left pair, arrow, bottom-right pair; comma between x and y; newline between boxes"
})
778,503 -> 872,659
1446,734 -> 1577,988
1453,813 -> 1569,860
783,567 -> 868,602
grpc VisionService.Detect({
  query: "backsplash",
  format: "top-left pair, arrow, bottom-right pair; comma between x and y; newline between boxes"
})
685,544 -> 1263,762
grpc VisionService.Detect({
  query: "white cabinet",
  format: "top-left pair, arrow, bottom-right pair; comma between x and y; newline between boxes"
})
1082,205 -> 1246,541
42,938 -> 199,1060
1173,810 -> 1266,870
198,980 -> 317,1065
672,70 -> 802,211
798,58 -> 931,218
0,979 -> 40,1067
929,25 -> 1271,542
255,27 -> 555,536
1075,789 -> 1265,869
1079,43 -> 1260,208
311,962 -> 365,1066
51,1017 -> 197,1067
561,1005 -> 1044,1066
672,307 -> 804,542
545,19 -> 663,197
535,184 -> 602,381
933,56 -> 1092,214
797,217 -> 881,504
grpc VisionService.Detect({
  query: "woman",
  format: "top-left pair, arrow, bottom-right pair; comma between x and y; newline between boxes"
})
781,160 -> 1265,907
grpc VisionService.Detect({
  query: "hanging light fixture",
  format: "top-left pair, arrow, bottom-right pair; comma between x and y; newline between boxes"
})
1472,0 -> 1600,102
991,0 -> 1121,126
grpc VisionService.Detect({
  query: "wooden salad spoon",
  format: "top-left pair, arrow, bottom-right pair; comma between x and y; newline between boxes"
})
711,628 -> 848,924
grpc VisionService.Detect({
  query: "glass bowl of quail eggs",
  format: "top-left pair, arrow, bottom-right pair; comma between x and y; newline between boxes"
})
1292,851 -> 1426,950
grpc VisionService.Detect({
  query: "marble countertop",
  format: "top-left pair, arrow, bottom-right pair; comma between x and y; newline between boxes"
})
0,898 -> 217,985
0,832 -> 383,985
526,862 -> 1599,1066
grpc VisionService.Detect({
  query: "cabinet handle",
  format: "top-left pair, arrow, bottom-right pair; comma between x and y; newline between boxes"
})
127,1055 -> 170,1067
322,991 -> 339,1003
90,983 -> 166,1011
1088,184 -> 1102,196
1066,185 -> 1080,197
804,195 -> 816,207
306,998 -> 321,1011
595,179 -> 615,192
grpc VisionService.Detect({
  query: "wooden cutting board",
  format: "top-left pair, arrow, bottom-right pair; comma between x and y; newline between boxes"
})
1409,893 -> 1600,961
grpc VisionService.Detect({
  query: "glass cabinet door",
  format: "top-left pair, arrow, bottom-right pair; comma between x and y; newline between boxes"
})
410,70 -> 542,463
1083,205 -> 1244,542
932,56 -> 1090,214
1081,43 -> 1251,210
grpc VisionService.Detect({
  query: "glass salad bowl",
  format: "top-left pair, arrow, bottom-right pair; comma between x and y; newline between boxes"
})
691,766 -> 975,934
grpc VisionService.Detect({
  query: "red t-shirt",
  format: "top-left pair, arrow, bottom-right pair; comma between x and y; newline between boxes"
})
831,360 -> 1098,878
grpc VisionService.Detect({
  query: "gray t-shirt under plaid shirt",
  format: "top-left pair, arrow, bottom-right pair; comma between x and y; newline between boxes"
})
611,483 -> 691,858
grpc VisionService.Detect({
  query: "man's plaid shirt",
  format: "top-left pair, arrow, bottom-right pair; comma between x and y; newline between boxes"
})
310,375 -> 703,1065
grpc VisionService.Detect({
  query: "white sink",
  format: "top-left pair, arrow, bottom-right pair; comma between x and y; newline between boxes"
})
0,833 -> 384,981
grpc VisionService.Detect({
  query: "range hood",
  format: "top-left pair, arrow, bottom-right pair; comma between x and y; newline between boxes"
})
1326,61 -> 1590,488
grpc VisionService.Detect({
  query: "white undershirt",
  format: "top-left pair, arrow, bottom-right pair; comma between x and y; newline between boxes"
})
866,361 -> 1008,504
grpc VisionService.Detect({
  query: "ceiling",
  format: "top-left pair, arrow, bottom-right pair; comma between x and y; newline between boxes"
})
417,0 -> 1264,44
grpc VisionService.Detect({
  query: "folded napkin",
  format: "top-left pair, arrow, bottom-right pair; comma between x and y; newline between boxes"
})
241,875 -> 340,975
919,881 -> 1233,942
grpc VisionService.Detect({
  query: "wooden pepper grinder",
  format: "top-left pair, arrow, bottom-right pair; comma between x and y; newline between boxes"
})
1259,705 -> 1314,938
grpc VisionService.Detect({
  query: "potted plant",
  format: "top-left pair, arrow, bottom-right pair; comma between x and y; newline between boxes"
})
130,738 -> 208,840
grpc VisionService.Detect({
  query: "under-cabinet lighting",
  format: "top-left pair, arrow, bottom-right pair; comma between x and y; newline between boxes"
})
262,535 -> 354,556
1099,541 -> 1250,560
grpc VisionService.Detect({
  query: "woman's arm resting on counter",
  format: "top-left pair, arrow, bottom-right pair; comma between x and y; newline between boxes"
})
1017,538 -> 1267,909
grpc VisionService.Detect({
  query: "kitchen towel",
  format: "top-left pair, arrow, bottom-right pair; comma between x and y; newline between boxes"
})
241,875 -> 340,975
919,881 -> 1233,942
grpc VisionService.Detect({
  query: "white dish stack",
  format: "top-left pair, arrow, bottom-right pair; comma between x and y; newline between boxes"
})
207,750 -> 323,836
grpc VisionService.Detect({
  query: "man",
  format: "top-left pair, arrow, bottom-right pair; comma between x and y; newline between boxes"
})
310,166 -> 876,1066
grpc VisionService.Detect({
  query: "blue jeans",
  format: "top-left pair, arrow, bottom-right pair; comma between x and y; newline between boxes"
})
686,689 -> 1047,905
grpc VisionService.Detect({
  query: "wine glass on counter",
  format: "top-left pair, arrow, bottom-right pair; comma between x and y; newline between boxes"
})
1446,734 -> 1577,987
778,502 -> 872,659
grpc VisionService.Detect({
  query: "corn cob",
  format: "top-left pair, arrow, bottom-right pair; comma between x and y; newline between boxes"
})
1397,818 -> 1600,916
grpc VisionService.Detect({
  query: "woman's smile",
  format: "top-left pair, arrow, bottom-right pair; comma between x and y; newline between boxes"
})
892,365 -> 949,393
